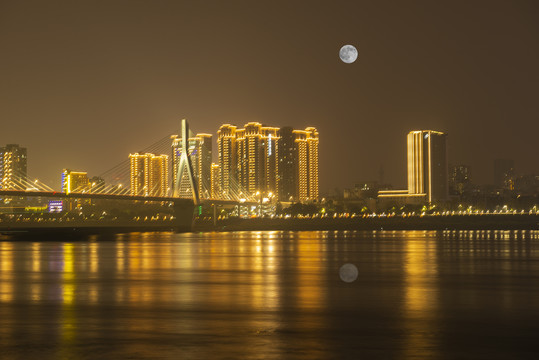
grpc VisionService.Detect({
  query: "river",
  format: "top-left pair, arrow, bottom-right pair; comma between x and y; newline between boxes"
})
1,230 -> 539,359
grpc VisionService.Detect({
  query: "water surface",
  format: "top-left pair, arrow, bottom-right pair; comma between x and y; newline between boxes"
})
1,230 -> 539,359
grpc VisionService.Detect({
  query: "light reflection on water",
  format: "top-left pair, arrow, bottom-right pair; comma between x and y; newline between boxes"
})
403,233 -> 439,358
0,230 -> 538,358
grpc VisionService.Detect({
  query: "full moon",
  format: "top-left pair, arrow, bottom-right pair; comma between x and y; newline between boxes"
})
339,45 -> 358,64
339,263 -> 359,283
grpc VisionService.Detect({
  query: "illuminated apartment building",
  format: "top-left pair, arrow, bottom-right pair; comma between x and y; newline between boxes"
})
407,130 -> 448,202
196,134 -> 212,198
211,163 -> 220,199
306,127 -> 319,201
293,127 -> 319,202
276,127 -> 297,202
171,133 -> 212,199
0,144 -> 27,190
61,169 -> 90,194
129,153 -> 169,196
235,122 -> 280,196
261,126 -> 280,197
215,123 -> 320,202
217,124 -> 237,199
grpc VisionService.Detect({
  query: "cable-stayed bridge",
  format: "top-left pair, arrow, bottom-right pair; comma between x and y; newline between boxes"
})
0,120 -> 261,234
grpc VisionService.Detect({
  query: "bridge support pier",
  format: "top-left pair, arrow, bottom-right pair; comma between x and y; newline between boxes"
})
213,203 -> 217,227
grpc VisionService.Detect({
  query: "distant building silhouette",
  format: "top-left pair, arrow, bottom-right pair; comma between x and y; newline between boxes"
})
449,164 -> 471,195
277,127 -> 297,202
493,158 -> 515,190
89,176 -> 105,193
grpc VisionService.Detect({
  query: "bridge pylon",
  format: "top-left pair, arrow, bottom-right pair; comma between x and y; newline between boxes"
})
173,119 -> 200,205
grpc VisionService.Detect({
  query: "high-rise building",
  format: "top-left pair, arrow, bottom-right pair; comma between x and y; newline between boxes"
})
449,164 -> 471,195
211,163 -> 220,199
129,153 -> 169,197
216,123 -> 319,202
277,127 -> 297,202
306,127 -> 319,201
235,122 -> 280,196
217,124 -> 237,199
172,133 -> 212,199
261,126 -> 280,197
0,144 -> 27,190
196,134 -> 212,199
293,127 -> 319,202
62,169 -> 90,194
407,130 -> 447,202
494,158 -> 515,190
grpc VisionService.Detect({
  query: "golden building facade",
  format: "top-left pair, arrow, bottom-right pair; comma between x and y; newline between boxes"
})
217,125 -> 237,199
293,127 -> 319,202
235,122 -> 280,197
407,130 -> 447,202
216,123 -> 319,202
0,144 -> 27,190
129,153 -> 169,197
62,169 -> 90,194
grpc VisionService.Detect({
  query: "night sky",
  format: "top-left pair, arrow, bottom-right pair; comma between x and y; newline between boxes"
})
1,0 -> 538,192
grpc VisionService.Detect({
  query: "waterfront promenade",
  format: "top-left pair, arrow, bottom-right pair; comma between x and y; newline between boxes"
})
195,213 -> 539,232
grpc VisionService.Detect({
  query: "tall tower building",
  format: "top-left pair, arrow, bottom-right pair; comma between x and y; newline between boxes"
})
293,127 -> 319,202
129,153 -> 169,197
217,124 -> 237,199
236,122 -> 263,195
62,169 -> 90,194
277,127 -> 297,202
196,134 -> 212,199
306,127 -> 319,201
234,125 -> 249,194
407,130 -> 447,202
0,144 -> 27,190
261,126 -> 280,197
235,122 -> 279,196
172,133 -> 212,199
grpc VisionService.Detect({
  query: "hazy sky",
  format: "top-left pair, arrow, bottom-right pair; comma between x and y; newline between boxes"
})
1,0 -> 538,192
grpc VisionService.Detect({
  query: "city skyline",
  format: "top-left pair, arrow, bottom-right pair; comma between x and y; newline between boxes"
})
0,123 -> 534,199
1,119 -> 322,202
1,1 -> 538,192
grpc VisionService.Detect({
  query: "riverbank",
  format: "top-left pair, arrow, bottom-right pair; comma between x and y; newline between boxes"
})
193,214 -> 539,232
